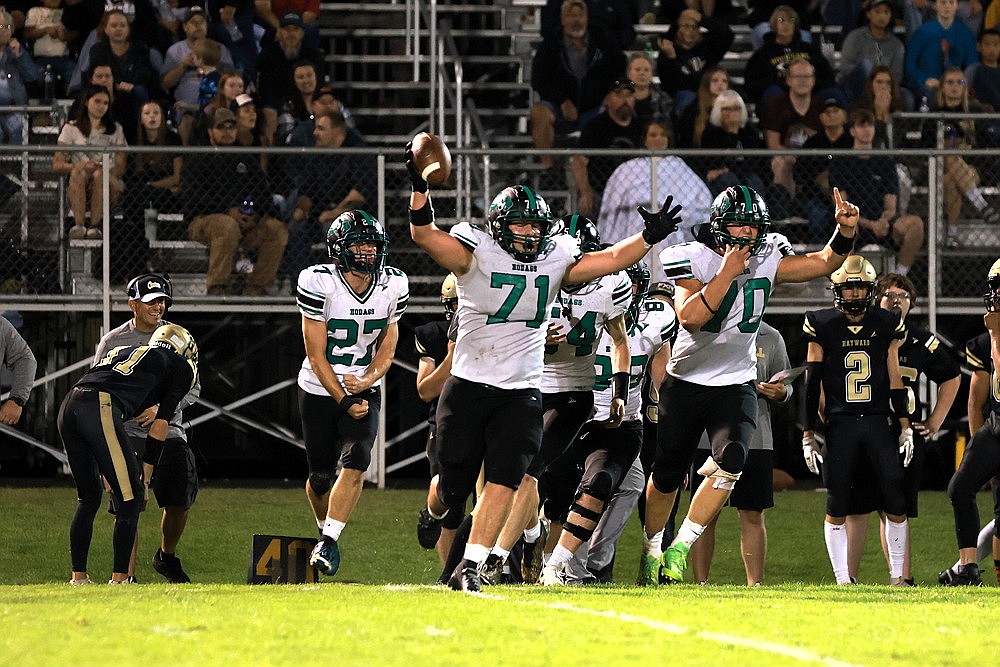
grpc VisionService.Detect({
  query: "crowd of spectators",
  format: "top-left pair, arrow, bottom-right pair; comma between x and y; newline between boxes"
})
526,0 -> 1000,271
2,0 -> 1000,292
0,0 -> 366,295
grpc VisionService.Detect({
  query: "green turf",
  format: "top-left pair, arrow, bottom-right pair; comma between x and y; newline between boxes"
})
1,485 -> 998,665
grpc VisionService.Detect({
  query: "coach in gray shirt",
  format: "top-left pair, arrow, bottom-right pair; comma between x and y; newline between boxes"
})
0,314 -> 36,426
94,274 -> 201,583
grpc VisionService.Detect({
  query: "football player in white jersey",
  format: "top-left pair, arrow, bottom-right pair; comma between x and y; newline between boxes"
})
642,184 -> 860,584
542,262 -> 678,585
298,210 -> 410,578
406,147 -> 681,592
480,215 -> 632,585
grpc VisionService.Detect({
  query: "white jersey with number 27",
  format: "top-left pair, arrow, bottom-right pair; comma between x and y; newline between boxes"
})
296,264 -> 409,395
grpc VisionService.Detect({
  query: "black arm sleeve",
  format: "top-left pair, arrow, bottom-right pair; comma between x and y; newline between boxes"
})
804,360 -> 823,431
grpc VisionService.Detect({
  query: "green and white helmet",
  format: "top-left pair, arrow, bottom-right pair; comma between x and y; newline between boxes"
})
487,185 -> 555,262
326,210 -> 389,275
709,185 -> 770,255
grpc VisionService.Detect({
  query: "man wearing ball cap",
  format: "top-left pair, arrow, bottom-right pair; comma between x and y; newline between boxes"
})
405,136 -> 682,592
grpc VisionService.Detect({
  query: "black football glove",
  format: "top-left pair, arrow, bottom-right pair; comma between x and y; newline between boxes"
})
404,142 -> 428,194
637,195 -> 682,245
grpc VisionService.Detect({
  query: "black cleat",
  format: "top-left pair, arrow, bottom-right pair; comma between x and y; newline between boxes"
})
416,508 -> 444,549
448,561 -> 482,592
478,554 -> 504,586
941,563 -> 984,586
152,549 -> 191,583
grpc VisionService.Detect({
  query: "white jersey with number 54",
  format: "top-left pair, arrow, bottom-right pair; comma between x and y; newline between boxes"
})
659,234 -> 793,386
296,264 -> 410,395
450,222 -> 582,389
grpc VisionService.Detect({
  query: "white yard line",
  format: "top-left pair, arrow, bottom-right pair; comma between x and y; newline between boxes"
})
530,600 -> 861,667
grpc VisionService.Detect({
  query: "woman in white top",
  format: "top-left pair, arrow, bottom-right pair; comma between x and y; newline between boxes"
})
597,119 -> 713,282
53,84 -> 128,239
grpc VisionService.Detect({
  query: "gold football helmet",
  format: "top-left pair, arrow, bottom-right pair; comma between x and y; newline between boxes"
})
830,255 -> 877,315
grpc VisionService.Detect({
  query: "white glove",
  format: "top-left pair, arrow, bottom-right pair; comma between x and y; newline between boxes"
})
898,427 -> 914,468
802,434 -> 823,475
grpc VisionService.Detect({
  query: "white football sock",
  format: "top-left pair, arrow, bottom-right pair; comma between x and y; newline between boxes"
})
674,517 -> 706,549
885,518 -> 908,579
549,545 -> 574,567
824,521 -> 850,584
464,543 -> 490,566
322,518 -> 346,541
643,529 -> 665,558
489,546 -> 510,562
523,521 -> 541,543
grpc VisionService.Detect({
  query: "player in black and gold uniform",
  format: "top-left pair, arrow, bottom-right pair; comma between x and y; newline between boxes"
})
940,259 -> 1000,586
801,256 -> 912,585
60,324 -> 198,585
845,273 -> 960,585
414,274 -> 463,565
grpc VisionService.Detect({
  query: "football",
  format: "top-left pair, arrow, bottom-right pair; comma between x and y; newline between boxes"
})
410,131 -> 452,186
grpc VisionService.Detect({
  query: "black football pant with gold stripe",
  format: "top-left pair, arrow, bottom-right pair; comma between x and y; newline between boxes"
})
58,387 -> 144,574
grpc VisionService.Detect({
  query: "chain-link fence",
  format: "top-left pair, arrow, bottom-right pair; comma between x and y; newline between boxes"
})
1,118 -> 1000,321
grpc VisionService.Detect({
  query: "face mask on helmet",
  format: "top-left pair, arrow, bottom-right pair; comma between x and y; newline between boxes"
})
441,273 -> 458,320
327,210 -> 389,275
709,185 -> 771,255
830,256 -> 877,315
625,260 -> 651,325
984,258 -> 1000,312
487,185 -> 554,262
560,213 -> 601,253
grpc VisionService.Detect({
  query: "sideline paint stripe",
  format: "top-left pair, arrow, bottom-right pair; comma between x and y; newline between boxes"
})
530,600 -> 860,667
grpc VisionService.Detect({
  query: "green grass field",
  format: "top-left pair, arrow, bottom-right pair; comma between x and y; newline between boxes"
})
2,485 -> 998,665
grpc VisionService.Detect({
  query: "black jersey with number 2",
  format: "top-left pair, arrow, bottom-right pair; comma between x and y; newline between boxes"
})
76,345 -> 195,422
803,306 -> 906,417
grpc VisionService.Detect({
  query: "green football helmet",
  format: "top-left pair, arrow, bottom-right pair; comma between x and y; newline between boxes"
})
326,210 -> 389,275
560,213 -> 602,253
487,185 -> 555,262
709,185 -> 770,255
625,259 -> 651,326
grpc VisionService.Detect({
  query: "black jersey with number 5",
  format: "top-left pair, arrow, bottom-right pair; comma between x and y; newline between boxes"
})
76,345 -> 196,421
802,307 -> 906,417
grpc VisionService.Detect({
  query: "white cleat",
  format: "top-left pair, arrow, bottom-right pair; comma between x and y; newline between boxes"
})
540,561 -> 567,586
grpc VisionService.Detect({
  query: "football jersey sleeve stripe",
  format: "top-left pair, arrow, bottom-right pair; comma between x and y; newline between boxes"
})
451,227 -> 479,250
802,316 -> 817,338
297,291 -> 325,311
966,346 -> 985,370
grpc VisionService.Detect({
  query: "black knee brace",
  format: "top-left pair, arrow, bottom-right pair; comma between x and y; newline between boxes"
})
564,501 -> 604,542
718,441 -> 747,475
578,469 -> 614,503
308,471 -> 334,497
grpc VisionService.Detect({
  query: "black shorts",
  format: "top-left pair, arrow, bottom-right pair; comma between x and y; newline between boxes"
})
847,429 -> 925,517
691,448 -> 774,512
526,390 -> 594,478
822,414 -> 905,518
434,376 -> 542,506
576,419 -> 644,499
147,436 -> 199,510
855,215 -> 900,250
651,377 -> 758,494
299,387 -> 381,473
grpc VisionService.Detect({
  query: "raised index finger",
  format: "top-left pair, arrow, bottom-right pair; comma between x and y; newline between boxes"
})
833,187 -> 843,207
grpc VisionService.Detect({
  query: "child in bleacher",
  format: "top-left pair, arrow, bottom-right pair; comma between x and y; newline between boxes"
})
23,0 -> 75,98
193,38 -> 223,111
